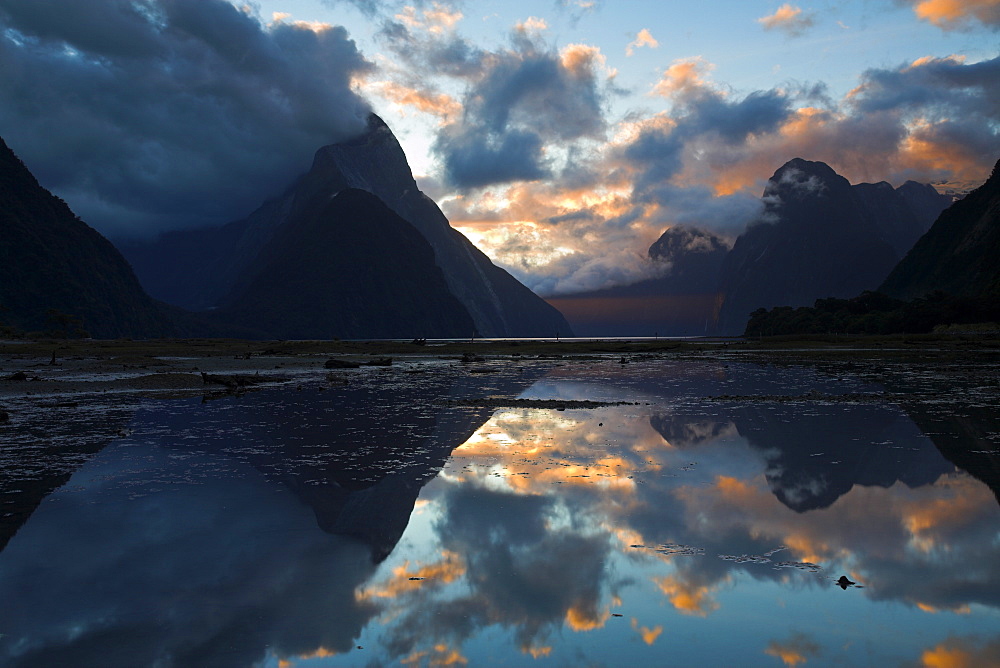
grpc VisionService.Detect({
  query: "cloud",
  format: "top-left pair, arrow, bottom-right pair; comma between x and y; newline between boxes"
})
515,16 -> 548,34
651,57 -> 716,99
366,80 -> 462,122
444,48 -> 995,295
369,482 -> 618,661
764,632 -> 822,666
903,0 -> 1000,31
911,634 -> 1000,668
0,440 -> 383,667
757,4 -> 816,37
626,28 -> 658,56
418,32 -> 612,189
435,127 -> 549,187
0,0 -> 372,238
395,2 -> 464,34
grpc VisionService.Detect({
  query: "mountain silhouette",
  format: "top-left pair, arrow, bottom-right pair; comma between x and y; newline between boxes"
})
0,136 -> 170,338
123,114 -> 572,339
716,158 -> 951,334
881,158 -> 1000,300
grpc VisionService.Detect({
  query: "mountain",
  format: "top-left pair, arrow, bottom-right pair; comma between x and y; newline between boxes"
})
547,225 -> 729,336
0,137 -> 170,338
880,158 -> 1000,300
715,158 -> 951,335
123,114 -> 572,339
216,188 -> 474,339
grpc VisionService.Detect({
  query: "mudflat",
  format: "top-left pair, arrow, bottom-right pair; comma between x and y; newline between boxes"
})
1,335 -> 999,401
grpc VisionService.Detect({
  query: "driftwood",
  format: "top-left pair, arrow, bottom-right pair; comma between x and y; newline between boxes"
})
324,358 -> 361,369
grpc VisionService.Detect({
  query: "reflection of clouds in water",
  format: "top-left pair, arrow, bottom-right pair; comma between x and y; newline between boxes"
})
356,550 -> 465,602
649,413 -> 739,449
368,483 -> 618,661
912,634 -> 1000,668
764,632 -> 822,666
630,618 -> 664,645
671,472 -> 1000,612
654,574 -> 724,616
389,386 -> 1000,661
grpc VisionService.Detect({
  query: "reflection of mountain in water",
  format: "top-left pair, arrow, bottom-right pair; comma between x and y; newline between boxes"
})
649,414 -> 737,449
0,367 -> 540,667
650,402 -> 956,513
898,402 -> 1000,507
0,402 -> 136,553
156,368 -> 538,561
729,404 -> 954,512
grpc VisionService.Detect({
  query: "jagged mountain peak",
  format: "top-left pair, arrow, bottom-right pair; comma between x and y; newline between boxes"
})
119,114 -> 572,338
763,158 -> 846,201
308,112 -> 417,201
648,225 -> 729,262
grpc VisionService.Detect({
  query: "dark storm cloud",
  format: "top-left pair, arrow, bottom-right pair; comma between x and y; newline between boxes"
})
378,20 -> 611,189
685,89 -> 791,142
0,0 -> 373,238
436,126 -> 548,187
851,55 -> 1000,117
624,87 -> 792,204
432,41 -> 609,188
843,55 -> 1000,179
377,18 -> 484,78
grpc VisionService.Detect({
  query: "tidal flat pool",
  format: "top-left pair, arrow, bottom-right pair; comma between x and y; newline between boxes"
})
0,355 -> 998,667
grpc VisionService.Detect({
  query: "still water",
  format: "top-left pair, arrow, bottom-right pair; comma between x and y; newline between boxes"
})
1,357 -> 998,667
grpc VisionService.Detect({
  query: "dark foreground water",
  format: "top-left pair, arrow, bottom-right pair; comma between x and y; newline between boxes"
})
1,356 -> 998,667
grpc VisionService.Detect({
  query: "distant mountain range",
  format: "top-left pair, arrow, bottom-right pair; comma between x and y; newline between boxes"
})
552,158 -> 954,337
744,158 -> 1000,337
3,115 -> 991,340
121,114 -> 571,339
546,225 -> 729,337
715,158 -> 953,334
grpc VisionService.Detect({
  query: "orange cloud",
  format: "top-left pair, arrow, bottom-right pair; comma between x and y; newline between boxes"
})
917,636 -> 1000,668
652,57 -> 715,99
560,44 -> 607,79
277,647 -> 338,667
899,122 -> 994,192
757,4 -> 815,35
916,602 -> 972,614
396,3 -> 463,34
516,16 -> 548,33
631,618 -> 664,645
402,644 -> 469,666
565,602 -> 610,631
654,575 -> 721,616
369,81 -> 462,123
522,645 -> 553,658
626,28 -> 659,56
764,633 -> 821,666
909,0 -> 1000,30
356,550 -> 465,601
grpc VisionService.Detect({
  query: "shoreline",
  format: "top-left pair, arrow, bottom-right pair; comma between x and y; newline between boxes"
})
1,334 -> 998,402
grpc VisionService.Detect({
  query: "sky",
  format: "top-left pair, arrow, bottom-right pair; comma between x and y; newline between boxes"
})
0,0 -> 998,296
